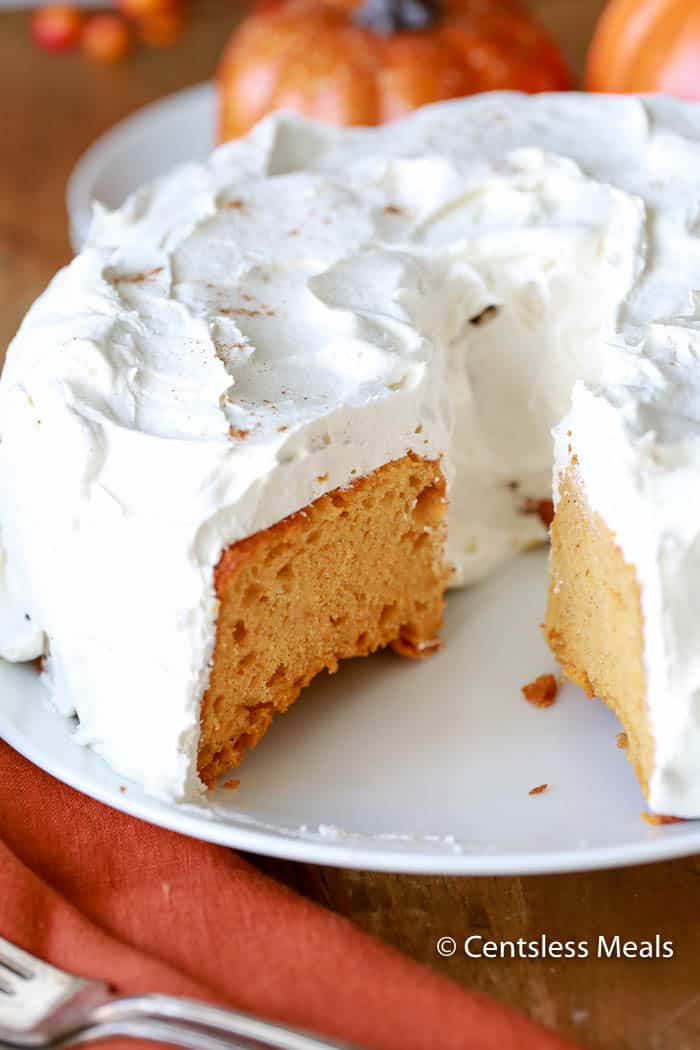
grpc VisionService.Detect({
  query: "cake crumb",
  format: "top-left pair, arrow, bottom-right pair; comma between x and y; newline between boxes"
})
641,812 -> 686,826
384,204 -> 403,215
522,673 -> 558,708
225,198 -> 247,211
529,783 -> 549,796
520,497 -> 555,528
223,778 -> 241,790
616,732 -> 628,750
524,538 -> 546,552
316,472 -> 329,483
229,426 -> 250,440
119,785 -> 127,793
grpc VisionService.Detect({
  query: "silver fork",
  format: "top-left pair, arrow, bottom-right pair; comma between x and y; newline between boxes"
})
0,936 -> 362,1050
25,1017 -> 277,1050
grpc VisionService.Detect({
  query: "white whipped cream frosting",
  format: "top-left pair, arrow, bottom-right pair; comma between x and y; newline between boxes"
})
3,92 -> 700,803
554,319 -> 700,817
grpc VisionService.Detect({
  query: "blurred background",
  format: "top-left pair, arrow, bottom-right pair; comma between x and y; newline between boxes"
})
4,0 -> 700,349
0,0 -> 613,352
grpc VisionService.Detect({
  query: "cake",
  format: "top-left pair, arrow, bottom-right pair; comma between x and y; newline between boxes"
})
200,454 -> 447,786
545,331 -> 700,818
3,92 -> 700,808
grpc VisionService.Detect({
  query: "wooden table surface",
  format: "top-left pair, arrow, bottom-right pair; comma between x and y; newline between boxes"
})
4,3 -> 700,1048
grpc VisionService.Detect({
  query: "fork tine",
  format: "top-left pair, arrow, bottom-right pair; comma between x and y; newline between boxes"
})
0,932 -> 110,994
0,971 -> 18,996
0,936 -> 37,997
0,935 -> 110,1043
0,937 -> 36,981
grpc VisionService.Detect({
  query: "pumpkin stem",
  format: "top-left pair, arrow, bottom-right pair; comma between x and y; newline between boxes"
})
353,0 -> 440,35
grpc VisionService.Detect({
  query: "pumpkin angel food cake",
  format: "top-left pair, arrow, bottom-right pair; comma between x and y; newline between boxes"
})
2,93 -> 700,814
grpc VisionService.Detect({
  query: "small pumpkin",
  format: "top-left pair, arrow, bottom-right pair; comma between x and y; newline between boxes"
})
217,0 -> 572,142
586,0 -> 700,96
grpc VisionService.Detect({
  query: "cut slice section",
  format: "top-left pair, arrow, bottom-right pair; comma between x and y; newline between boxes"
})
198,453 -> 448,785
544,467 -> 652,797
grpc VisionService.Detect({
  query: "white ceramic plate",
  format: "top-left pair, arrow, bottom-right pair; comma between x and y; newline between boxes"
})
67,82 -> 216,250
2,548 -> 699,874
50,83 -> 700,873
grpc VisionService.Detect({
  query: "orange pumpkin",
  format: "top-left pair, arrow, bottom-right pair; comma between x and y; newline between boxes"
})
587,0 -> 700,96
217,0 -> 572,142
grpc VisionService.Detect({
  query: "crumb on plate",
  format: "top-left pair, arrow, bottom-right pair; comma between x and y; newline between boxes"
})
522,673 -> 558,708
520,497 -> 555,528
641,812 -> 685,826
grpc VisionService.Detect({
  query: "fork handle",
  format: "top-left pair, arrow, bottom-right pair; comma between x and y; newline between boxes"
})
88,997 -> 363,1050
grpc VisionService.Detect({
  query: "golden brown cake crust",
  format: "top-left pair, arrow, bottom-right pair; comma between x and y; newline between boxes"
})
198,453 -> 448,786
544,467 -> 653,798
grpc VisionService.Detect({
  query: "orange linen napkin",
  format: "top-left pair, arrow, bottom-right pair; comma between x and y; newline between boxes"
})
0,740 -> 578,1050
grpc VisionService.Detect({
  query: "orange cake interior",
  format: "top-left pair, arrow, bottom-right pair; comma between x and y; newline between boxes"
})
544,467 -> 653,797
198,453 -> 448,786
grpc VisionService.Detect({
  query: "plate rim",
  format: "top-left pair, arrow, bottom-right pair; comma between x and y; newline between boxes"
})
2,688 -> 698,876
66,80 -> 215,251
